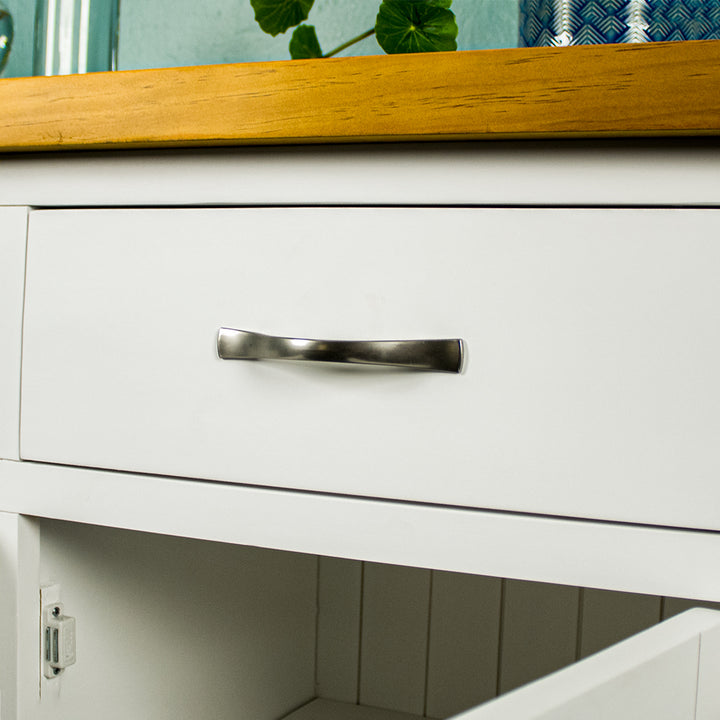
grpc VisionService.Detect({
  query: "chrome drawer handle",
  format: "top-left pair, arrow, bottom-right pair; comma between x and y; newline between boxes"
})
217,328 -> 464,373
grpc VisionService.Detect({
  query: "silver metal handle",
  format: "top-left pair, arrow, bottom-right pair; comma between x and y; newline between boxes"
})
217,328 -> 464,373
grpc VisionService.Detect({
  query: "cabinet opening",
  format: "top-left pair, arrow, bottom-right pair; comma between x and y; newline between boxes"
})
35,519 -> 719,720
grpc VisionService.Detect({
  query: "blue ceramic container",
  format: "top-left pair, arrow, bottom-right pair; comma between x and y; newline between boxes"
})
520,0 -> 720,46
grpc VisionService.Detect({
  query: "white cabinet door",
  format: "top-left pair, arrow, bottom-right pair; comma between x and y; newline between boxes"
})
280,610 -> 720,720
0,206 -> 28,461
20,208 -> 720,529
450,609 -> 720,720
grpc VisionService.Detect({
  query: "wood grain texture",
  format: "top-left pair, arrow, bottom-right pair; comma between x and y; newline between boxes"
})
1,41 -> 719,151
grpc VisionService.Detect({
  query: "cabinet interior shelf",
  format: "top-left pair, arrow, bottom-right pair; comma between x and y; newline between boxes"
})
283,699 -> 425,720
0,40 -> 719,152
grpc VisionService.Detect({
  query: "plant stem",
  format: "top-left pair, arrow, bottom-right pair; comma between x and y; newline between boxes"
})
323,28 -> 376,58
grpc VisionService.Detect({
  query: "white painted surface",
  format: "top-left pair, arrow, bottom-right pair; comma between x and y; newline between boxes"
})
4,139 -> 720,720
21,207 -> 720,530
3,490 -> 718,720
0,144 -> 719,209
454,609 -> 720,720
312,559 -> 685,718
0,513 -> 40,720
696,620 -> 720,720
0,207 -> 28,461
2,460 -> 720,602
35,519 -> 317,720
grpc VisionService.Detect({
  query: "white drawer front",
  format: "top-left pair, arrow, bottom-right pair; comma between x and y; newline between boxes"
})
20,208 -> 720,528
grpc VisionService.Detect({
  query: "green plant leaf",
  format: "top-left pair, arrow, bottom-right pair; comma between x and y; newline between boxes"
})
375,0 -> 458,54
250,0 -> 314,36
289,24 -> 323,58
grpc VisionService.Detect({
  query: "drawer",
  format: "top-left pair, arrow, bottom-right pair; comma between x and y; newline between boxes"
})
20,208 -> 720,529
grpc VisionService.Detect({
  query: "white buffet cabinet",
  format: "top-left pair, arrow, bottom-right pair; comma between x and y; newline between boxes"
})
2,141 -> 720,720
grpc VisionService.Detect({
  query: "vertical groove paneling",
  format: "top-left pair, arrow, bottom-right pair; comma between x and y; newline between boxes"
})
495,579 -> 506,698
575,587 -> 585,661
425,571 -> 503,719
315,556 -> 363,703
312,563 -> 720,716
359,562 -> 431,715
498,580 -> 579,694
423,571 -> 434,717
357,562 -> 365,704
663,596 -> 720,620
579,589 -> 661,658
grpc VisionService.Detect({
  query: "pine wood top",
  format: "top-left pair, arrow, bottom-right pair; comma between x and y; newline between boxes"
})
1,40 -> 719,151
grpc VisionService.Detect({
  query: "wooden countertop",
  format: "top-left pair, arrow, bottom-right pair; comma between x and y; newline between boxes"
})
1,40 -> 719,151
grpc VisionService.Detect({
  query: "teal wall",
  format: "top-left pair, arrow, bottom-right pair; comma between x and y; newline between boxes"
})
1,0 -> 34,77
1,0 -> 520,77
117,0 -> 520,70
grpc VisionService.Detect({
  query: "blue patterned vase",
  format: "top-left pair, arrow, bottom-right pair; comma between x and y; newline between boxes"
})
520,0 -> 720,46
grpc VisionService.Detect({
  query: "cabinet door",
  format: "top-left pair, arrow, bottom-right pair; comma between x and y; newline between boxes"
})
282,609 -> 720,720
20,208 -> 720,529
450,609 -> 720,720
0,206 -> 28,461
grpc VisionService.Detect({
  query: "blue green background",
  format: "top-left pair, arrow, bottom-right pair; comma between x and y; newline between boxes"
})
1,0 -> 520,77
